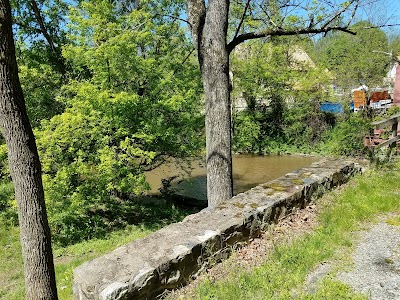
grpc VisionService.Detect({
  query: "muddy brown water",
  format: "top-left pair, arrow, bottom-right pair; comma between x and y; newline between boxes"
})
145,154 -> 319,201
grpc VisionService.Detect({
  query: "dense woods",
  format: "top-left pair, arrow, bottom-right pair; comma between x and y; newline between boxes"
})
1,0 -> 399,298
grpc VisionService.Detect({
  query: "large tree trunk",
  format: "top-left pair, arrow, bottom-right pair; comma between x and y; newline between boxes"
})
189,0 -> 233,208
0,0 -> 58,299
201,0 -> 232,208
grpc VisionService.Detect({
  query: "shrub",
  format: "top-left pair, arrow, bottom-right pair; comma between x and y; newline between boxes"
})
318,113 -> 370,156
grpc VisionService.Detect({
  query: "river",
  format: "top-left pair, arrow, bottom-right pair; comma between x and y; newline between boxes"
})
145,154 -> 319,201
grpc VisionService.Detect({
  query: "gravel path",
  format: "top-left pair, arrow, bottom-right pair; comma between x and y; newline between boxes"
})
337,220 -> 400,300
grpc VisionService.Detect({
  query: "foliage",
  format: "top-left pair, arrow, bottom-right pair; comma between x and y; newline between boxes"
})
311,21 -> 390,90
12,0 -> 70,126
318,112 -> 371,156
386,105 -> 400,116
17,59 -> 65,127
35,85 -> 200,244
12,0 -> 69,72
231,38 -> 338,154
29,0 -> 203,245
4,0 -> 390,248
388,33 -> 400,58
0,0 -> 203,246
0,180 -> 14,216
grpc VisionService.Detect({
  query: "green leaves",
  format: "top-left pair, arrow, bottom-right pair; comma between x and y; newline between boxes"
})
22,0 -> 204,244
231,38 -> 335,154
34,75 -> 202,244
311,21 -> 390,89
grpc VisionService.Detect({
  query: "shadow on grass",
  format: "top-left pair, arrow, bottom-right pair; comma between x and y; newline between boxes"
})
51,193 -> 204,247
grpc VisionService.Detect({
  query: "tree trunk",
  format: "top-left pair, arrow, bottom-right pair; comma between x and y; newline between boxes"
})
0,0 -> 58,299
199,0 -> 233,207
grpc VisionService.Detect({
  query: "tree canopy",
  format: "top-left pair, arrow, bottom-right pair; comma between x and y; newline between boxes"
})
311,20 -> 391,89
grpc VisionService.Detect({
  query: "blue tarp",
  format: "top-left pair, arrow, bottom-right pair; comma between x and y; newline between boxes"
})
320,102 -> 343,113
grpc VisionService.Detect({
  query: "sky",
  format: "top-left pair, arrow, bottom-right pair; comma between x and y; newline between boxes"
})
357,0 -> 400,35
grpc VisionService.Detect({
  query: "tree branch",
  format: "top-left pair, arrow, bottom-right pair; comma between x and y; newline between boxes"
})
346,1 -> 358,27
363,23 -> 400,29
233,0 -> 251,40
154,14 -> 191,26
257,2 -> 282,30
13,20 -> 42,35
227,26 -> 356,54
320,0 -> 358,29
172,48 -> 196,76
29,0 -> 66,75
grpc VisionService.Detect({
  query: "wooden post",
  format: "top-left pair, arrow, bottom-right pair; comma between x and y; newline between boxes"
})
369,113 -> 400,162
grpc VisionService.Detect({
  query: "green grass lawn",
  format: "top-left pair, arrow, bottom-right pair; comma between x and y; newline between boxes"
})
1,162 -> 399,299
0,200 -> 195,300
0,222 -> 153,299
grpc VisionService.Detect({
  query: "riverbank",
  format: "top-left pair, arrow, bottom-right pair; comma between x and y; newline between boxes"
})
2,159 -> 398,299
165,161 -> 400,299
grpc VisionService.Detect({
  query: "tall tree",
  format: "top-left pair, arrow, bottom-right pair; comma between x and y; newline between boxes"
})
0,0 -> 58,298
187,0 -> 361,207
312,20 -> 390,89
31,0 -> 204,245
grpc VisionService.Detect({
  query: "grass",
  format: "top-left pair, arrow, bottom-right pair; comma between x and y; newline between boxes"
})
0,222 -> 154,300
0,224 -> 23,299
386,215 -> 400,226
183,162 -> 400,299
0,201 -> 195,300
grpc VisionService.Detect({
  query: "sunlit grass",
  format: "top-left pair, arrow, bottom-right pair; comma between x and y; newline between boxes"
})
0,221 -> 153,300
386,215 -> 400,226
0,224 -> 23,300
54,224 -> 153,299
186,163 -> 400,299
0,200 -> 194,299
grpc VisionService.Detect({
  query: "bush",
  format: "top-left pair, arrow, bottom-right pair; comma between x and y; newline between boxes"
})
233,97 -> 338,155
32,82 -> 203,245
318,113 -> 370,156
232,113 -> 261,153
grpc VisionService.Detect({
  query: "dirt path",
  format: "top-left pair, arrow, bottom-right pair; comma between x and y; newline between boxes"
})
337,218 -> 400,299
306,215 -> 400,300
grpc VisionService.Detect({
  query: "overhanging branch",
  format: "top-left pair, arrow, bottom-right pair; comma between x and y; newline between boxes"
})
227,26 -> 356,54
364,23 -> 400,29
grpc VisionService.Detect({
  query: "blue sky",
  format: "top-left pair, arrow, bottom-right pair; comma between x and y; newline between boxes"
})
385,0 -> 400,33
357,0 -> 400,34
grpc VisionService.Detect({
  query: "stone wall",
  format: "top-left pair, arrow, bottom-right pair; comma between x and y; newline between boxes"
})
73,158 -> 361,300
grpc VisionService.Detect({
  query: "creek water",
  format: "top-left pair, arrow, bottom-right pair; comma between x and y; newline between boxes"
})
145,154 -> 319,201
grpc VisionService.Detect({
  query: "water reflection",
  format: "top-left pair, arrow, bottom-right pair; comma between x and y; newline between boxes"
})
145,154 -> 318,200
